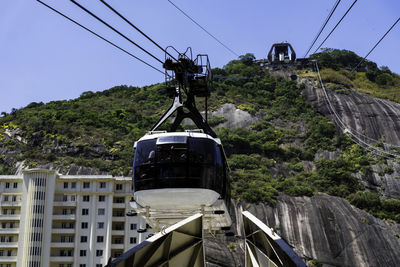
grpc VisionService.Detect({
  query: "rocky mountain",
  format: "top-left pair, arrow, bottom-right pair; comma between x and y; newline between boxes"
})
1,49 -> 400,266
203,76 -> 400,266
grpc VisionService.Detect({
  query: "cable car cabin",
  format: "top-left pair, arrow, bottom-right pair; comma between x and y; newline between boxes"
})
132,131 -> 232,231
267,42 -> 296,64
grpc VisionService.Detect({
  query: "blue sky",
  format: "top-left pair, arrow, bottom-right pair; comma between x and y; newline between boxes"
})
1,0 -> 399,113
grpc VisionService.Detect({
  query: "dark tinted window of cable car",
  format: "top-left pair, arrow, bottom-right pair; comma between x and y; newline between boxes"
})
133,137 -> 226,196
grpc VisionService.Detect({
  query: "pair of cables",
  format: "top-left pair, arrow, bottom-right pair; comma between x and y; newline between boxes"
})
308,0 -> 399,73
37,0 -> 238,77
37,0 -> 172,75
37,0 -> 169,75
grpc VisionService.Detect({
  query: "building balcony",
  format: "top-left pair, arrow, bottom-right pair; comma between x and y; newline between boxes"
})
114,191 -> 132,195
111,216 -> 125,222
53,201 -> 76,207
52,214 -> 75,220
50,256 -> 74,262
2,188 -> 22,193
52,228 -> 75,234
0,215 -> 20,220
111,230 -> 124,235
111,243 -> 124,249
0,201 -> 21,207
112,203 -> 126,208
0,256 -> 17,262
0,228 -> 19,234
0,242 -> 18,248
51,242 -> 75,248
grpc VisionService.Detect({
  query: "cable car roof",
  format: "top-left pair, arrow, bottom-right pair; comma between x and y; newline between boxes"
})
134,131 -> 222,148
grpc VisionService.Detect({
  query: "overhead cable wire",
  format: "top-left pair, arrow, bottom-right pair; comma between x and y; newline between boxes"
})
316,60 -> 400,150
350,16 -> 400,74
167,0 -> 239,57
313,0 -> 358,54
304,0 -> 341,58
315,61 -> 400,158
99,0 -> 177,61
36,0 -> 165,75
70,0 -> 164,64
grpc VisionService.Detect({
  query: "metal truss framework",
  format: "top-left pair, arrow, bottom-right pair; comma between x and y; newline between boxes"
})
106,213 -> 204,267
242,211 -> 305,267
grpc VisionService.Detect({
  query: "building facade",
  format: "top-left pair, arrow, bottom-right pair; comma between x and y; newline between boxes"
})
0,169 -> 146,267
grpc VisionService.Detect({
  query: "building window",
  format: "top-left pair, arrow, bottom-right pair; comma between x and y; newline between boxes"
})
96,265 -> 102,267
13,182 -> 17,188
5,182 -> 9,189
71,182 -> 76,189
96,250 -> 103,257
98,195 -> 105,202
3,196 -> 8,202
116,184 -> 123,190
98,208 -> 105,215
113,237 -> 123,244
130,237 -> 137,244
100,182 -> 106,188
97,222 -> 104,229
80,250 -> 86,257
83,195 -> 90,202
82,209 -> 89,216
97,236 -> 104,243
12,196 -> 16,202
64,182 -> 68,188
114,197 -> 124,203
83,182 -> 90,188
63,195 -> 68,202
80,265 -> 86,267
81,222 -> 88,229
71,195 -> 76,201
81,236 -> 87,243
130,223 -> 137,230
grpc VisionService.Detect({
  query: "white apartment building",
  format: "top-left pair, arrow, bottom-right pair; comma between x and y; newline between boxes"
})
0,169 -> 147,267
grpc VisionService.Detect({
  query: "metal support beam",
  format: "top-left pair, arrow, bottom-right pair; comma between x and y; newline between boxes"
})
106,213 -> 204,267
242,211 -> 305,267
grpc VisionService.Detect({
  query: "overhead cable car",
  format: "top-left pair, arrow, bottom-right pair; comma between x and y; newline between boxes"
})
131,47 -> 231,231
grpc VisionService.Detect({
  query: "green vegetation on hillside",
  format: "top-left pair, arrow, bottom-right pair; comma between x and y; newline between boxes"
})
310,48 -> 400,103
0,50 -> 399,223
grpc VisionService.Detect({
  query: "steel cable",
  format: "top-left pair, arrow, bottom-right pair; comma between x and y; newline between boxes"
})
36,0 -> 166,75
167,0 -> 239,57
100,0 -> 177,61
70,0 -> 164,64
304,0 -> 341,58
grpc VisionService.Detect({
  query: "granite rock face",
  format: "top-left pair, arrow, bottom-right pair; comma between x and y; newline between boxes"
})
205,194 -> 400,267
302,82 -> 400,147
211,103 -> 261,129
205,81 -> 400,267
302,83 -> 400,200
246,194 -> 400,267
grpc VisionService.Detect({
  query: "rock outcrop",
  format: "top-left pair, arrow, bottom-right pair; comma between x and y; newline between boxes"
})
302,83 -> 400,146
302,83 -> 400,200
211,103 -> 261,129
206,194 -> 400,267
